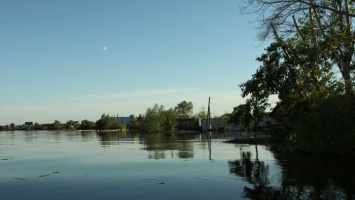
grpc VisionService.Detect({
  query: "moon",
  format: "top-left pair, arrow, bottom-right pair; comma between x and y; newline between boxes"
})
103,46 -> 108,51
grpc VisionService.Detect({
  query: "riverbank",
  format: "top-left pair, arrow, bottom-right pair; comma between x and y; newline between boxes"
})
225,134 -> 355,158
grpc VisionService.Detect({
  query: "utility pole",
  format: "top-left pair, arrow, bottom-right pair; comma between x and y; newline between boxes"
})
206,97 -> 213,161
206,97 -> 211,131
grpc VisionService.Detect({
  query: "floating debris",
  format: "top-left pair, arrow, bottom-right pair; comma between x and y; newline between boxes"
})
39,171 -> 59,178
39,174 -> 51,178
1,158 -> 13,161
12,177 -> 26,181
141,178 -> 169,185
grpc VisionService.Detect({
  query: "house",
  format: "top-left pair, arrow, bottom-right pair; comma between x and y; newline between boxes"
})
201,119 -> 238,131
266,104 -> 283,126
249,116 -> 273,131
115,117 -> 132,126
24,122 -> 33,126
176,118 -> 196,130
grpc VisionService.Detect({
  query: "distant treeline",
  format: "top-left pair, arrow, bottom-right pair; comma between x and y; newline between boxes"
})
0,101 -> 209,132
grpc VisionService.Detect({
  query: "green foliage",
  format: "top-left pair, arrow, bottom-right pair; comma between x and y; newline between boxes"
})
129,123 -> 141,130
33,123 -> 42,130
247,97 -> 270,131
244,36 -> 355,153
230,104 -> 253,133
290,95 -> 355,154
142,104 -> 178,132
96,113 -> 116,130
241,1 -> 355,97
129,114 -> 134,122
175,101 -> 193,118
51,120 -> 62,130
78,119 -> 96,130
142,104 -> 164,132
114,123 -> 126,130
240,0 -> 355,154
194,106 -> 207,119
129,114 -> 143,130
163,108 -> 178,131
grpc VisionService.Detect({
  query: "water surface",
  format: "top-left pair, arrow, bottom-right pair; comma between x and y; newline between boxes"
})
0,131 -> 353,199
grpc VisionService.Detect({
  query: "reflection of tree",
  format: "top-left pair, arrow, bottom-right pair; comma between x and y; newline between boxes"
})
273,153 -> 355,199
176,133 -> 198,159
144,133 -> 176,159
242,185 -> 282,200
177,139 -> 194,159
228,147 -> 283,199
79,131 -> 96,142
143,133 -> 177,159
64,131 -> 96,143
97,132 -> 127,147
143,133 -> 195,159
228,150 -> 268,185
230,148 -> 355,199
24,131 -> 35,142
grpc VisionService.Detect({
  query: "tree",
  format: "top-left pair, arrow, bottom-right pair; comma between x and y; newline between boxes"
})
230,104 -> 253,133
10,123 -> 15,130
240,36 -> 336,129
96,114 -> 115,130
175,101 -> 193,118
142,104 -> 178,132
241,0 -> 355,106
129,114 -> 135,122
162,108 -> 178,131
142,104 -> 165,132
239,1 -> 355,152
247,97 -> 270,132
78,119 -> 95,130
137,114 -> 144,123
194,106 -> 207,119
51,120 -> 62,130
33,123 -> 42,130
130,114 -> 143,130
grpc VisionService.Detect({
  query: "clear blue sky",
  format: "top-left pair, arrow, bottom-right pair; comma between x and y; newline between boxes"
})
0,0 -> 273,125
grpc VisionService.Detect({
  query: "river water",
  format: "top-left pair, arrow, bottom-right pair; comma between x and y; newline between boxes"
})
0,131 -> 354,199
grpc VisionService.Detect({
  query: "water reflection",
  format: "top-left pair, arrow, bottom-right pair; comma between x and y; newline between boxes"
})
78,131 -> 96,142
206,132 -> 213,161
228,146 -> 355,199
143,133 -> 195,159
143,133 -> 178,159
95,132 -> 199,159
229,152 -> 268,183
97,132 -> 128,146
273,153 -> 355,199
2,131 -> 355,200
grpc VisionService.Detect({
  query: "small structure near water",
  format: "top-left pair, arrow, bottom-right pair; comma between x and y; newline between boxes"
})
200,119 -> 238,131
